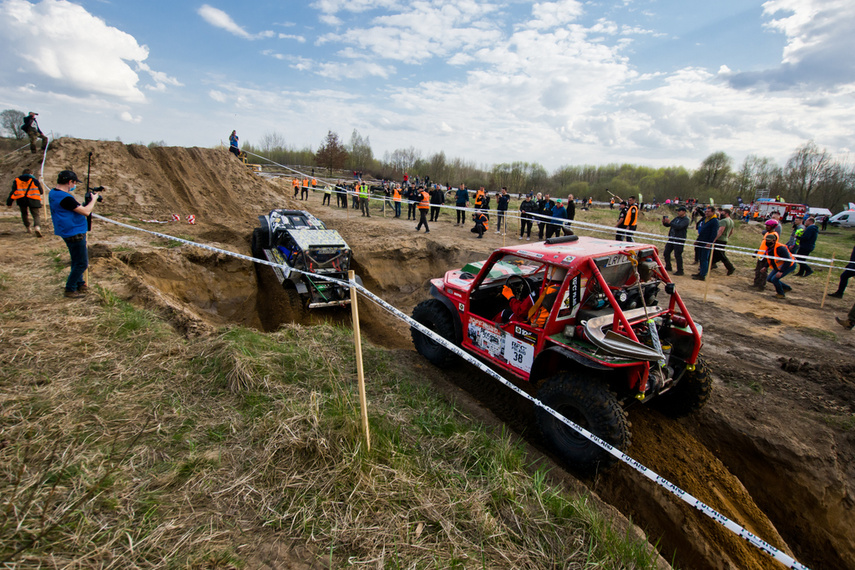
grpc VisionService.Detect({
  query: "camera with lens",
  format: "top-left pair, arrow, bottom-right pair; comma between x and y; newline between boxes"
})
86,185 -> 105,203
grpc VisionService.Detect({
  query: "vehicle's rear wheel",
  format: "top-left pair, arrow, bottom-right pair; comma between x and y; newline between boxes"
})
536,373 -> 630,472
411,299 -> 457,368
652,357 -> 712,417
251,227 -> 267,260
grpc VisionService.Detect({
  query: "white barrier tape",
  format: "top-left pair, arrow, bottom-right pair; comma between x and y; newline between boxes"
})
89,212 -> 811,570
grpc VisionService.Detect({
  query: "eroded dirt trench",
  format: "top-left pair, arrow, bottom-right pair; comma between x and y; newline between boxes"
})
95,233 -> 853,570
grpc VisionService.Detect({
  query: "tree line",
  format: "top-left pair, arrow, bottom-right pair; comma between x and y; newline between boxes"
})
4,106 -> 853,209
243,127 -> 855,210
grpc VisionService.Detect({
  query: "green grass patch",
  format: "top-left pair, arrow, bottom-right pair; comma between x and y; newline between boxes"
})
0,306 -> 661,569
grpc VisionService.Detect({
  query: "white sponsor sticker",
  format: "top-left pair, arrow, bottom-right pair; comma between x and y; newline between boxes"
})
505,336 -> 534,372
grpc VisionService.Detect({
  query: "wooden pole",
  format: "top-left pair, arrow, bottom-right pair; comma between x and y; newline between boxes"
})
703,244 -> 715,302
349,270 -> 370,451
820,254 -> 835,309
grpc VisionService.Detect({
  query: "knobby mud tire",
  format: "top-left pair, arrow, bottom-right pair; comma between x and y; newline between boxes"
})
652,357 -> 712,418
251,227 -> 267,260
536,372 -> 630,472
411,299 -> 457,368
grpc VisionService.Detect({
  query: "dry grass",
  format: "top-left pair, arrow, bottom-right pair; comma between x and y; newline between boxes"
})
0,228 -> 662,569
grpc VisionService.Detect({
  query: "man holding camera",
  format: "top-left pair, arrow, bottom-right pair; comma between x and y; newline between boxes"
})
661,206 -> 689,275
48,170 -> 100,298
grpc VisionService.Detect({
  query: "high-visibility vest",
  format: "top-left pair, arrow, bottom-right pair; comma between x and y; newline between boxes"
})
418,191 -> 430,209
475,213 -> 489,230
311,178 -> 317,187
625,204 -> 639,226
302,178 -> 309,188
359,185 -> 368,198
292,178 -> 299,188
474,190 -> 485,207
393,188 -> 401,202
11,177 -> 41,202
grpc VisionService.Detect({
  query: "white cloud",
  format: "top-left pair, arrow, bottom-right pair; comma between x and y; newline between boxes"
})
0,0 -> 168,103
277,33 -> 306,43
725,0 -> 855,88
197,4 -> 273,40
528,0 -> 584,29
120,111 -> 142,124
317,60 -> 395,79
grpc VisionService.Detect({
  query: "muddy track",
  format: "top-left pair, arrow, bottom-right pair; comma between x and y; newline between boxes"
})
9,139 -> 851,570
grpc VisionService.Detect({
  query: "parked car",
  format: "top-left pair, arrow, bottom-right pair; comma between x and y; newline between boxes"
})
828,210 -> 855,228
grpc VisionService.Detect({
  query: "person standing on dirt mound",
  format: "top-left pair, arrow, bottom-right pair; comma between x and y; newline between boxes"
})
7,168 -> 45,237
22,112 -> 48,154
228,130 -> 240,158
48,170 -> 100,298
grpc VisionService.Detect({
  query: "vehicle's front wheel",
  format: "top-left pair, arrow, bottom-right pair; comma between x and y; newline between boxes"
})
251,227 -> 267,260
652,357 -> 712,417
536,373 -> 630,472
411,299 -> 457,368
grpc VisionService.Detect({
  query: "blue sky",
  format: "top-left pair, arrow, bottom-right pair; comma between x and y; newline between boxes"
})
1,0 -> 853,172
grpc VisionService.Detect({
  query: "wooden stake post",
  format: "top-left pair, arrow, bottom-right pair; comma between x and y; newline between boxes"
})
349,270 -> 371,451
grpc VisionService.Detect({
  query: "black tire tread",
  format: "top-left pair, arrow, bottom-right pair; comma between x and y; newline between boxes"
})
536,372 -> 630,471
411,299 -> 457,368
652,357 -> 712,418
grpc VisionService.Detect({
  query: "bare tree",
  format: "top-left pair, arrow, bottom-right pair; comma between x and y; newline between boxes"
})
1,109 -> 25,139
259,131 -> 286,154
347,129 -> 374,172
315,131 -> 348,174
784,141 -> 833,204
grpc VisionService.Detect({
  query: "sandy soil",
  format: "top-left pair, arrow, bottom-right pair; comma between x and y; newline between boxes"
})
2,138 -> 853,570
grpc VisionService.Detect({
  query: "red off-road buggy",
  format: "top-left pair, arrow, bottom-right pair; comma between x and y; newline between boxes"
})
411,235 -> 709,470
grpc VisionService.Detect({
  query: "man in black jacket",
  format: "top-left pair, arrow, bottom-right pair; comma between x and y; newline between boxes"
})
519,194 -> 537,240
662,206 -> 689,275
22,112 -> 48,154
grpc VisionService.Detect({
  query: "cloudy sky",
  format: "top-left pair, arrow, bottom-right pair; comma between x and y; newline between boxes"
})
0,0 -> 853,171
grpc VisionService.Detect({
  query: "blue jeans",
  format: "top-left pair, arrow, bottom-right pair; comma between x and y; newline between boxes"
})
767,264 -> 796,294
63,235 -> 88,292
698,246 -> 712,277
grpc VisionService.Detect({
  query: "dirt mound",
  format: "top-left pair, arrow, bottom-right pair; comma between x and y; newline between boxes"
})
4,138 -> 853,570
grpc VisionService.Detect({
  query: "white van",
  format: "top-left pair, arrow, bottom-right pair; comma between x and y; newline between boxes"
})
828,210 -> 855,228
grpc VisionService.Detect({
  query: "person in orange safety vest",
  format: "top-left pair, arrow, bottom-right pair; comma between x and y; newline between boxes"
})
471,211 -> 489,238
7,168 -> 45,237
392,186 -> 402,218
415,186 -> 431,233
